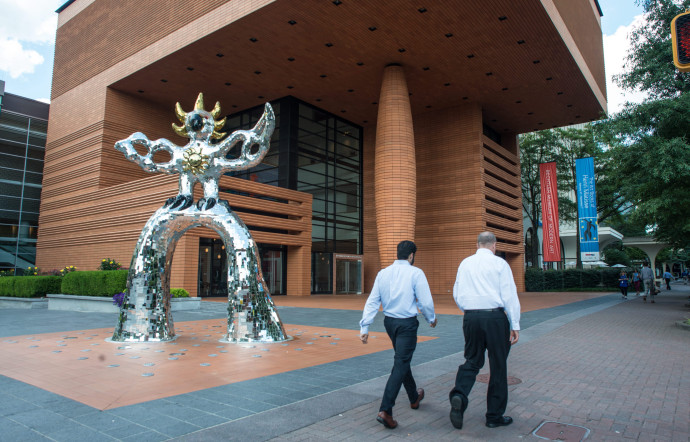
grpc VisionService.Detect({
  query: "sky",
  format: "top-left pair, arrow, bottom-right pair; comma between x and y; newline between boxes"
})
0,0 -> 646,114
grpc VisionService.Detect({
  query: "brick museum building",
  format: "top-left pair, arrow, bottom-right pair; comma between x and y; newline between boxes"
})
38,0 -> 607,297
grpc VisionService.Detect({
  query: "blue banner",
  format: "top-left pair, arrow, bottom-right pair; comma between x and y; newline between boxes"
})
575,157 -> 599,261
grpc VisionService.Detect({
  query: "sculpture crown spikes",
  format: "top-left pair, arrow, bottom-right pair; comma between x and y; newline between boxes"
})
171,92 -> 227,140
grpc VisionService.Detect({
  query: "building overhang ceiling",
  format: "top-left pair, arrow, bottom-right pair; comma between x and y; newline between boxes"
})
111,0 -> 607,134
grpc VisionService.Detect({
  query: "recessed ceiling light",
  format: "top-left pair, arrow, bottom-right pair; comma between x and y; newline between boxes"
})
517,40 -> 525,44
320,74 -> 327,78
258,95 -> 264,99
445,33 -> 453,38
533,60 -> 540,64
232,105 -> 238,108
502,87 -> 508,91
356,62 -> 364,66
528,112 -> 534,115
398,48 -> 406,53
418,7 -> 427,13
160,79 -> 168,83
557,91 -> 564,95
348,89 -> 354,92
369,26 -> 377,31
224,82 -> 231,86
341,110 -> 346,113
137,90 -> 144,93
372,102 -> 378,105
546,77 -> 553,81
287,86 -> 294,89
363,120 -> 368,123
288,57 -> 295,61
316,98 -> 322,102
575,115 -> 581,118
498,16 -> 507,21
426,105 -> 432,108
216,53 -> 224,57
462,96 -> 468,100
255,71 -> 262,75
515,100 -> 522,103
467,54 -> 475,58
444,83 -> 451,86
288,20 -> 297,25
486,72 -> 493,76
325,43 -> 334,47
249,38 -> 258,42
187,67 -> 194,71
538,122 -> 543,125
567,104 -> 573,107
423,67 -> 430,71
333,0 -> 342,5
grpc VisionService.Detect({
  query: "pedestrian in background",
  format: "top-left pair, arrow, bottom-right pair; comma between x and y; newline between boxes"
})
449,231 -> 520,430
663,269 -> 672,290
619,271 -> 629,299
641,262 -> 654,303
359,240 -> 437,429
632,268 -> 641,296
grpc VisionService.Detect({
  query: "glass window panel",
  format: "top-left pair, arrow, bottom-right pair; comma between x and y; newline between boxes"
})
25,158 -> 44,174
0,196 -> 21,211
0,153 -> 26,170
0,167 -> 25,184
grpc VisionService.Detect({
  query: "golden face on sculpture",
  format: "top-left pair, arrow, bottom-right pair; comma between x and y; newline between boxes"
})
182,146 -> 209,174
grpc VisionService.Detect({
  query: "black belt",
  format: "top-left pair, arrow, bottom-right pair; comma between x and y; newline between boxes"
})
465,308 -> 504,313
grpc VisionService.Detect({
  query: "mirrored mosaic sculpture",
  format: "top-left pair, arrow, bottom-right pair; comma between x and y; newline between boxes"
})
111,93 -> 287,343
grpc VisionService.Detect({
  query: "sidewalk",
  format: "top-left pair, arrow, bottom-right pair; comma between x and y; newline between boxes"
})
1,286 -> 688,441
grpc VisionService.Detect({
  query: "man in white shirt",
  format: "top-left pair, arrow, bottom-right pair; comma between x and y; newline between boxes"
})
360,240 -> 437,429
449,232 -> 520,430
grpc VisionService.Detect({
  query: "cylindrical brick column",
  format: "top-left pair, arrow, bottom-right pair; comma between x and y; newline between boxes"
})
375,64 -> 416,267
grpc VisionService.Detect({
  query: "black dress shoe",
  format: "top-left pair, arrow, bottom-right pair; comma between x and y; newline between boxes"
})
377,411 -> 398,429
410,388 -> 425,409
449,395 -> 468,429
486,416 -> 513,428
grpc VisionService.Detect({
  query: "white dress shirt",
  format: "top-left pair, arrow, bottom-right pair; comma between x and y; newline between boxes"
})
453,248 -> 521,331
359,260 -> 436,334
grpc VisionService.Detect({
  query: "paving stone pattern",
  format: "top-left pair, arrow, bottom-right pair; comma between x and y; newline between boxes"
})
0,287 -> 688,441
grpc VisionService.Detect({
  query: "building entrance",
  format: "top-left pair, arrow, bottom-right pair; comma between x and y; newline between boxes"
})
334,254 -> 362,294
198,238 -> 286,297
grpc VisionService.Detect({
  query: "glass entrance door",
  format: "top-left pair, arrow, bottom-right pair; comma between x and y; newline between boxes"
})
334,254 -> 362,294
259,247 -> 285,295
198,238 -> 227,298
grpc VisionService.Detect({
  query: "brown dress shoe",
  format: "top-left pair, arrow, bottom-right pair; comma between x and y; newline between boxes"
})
410,388 -> 425,409
377,411 -> 398,429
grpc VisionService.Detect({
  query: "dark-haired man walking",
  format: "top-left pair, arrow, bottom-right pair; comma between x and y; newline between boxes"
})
360,240 -> 437,429
449,231 -> 520,430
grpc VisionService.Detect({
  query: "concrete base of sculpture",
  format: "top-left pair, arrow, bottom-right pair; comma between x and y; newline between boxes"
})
111,200 -> 287,343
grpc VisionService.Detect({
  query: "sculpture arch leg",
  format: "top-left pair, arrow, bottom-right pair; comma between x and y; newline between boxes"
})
112,201 -> 287,343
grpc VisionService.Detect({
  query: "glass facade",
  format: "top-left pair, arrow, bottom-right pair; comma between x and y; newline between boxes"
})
0,98 -> 47,273
221,96 -> 363,294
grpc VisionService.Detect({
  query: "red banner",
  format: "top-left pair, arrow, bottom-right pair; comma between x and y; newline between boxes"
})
539,162 -> 562,262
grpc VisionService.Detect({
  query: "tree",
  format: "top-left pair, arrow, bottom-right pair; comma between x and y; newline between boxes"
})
519,130 -> 560,267
600,0 -> 690,248
520,125 -> 624,268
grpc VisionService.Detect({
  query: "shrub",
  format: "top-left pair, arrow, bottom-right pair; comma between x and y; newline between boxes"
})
170,288 -> 190,298
59,265 -> 77,276
525,268 -> 624,292
0,276 -> 62,297
0,269 -> 15,277
99,258 -> 122,271
61,270 -> 128,296
0,277 -> 16,296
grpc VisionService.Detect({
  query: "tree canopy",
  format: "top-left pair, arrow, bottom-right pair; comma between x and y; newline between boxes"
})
598,0 -> 690,248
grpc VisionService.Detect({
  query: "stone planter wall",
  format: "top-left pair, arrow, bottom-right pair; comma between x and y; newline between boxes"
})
0,297 -> 49,309
46,294 -> 201,313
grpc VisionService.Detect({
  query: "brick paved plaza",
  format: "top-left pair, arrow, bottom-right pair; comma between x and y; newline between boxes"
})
1,285 -> 688,441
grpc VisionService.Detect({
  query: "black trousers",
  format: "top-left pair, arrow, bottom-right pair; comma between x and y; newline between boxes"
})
380,316 -> 420,415
450,310 -> 511,421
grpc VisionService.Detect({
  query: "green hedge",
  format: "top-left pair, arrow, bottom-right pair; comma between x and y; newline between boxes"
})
525,267 -> 630,292
171,288 -> 190,298
0,276 -> 62,298
60,270 -> 128,296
